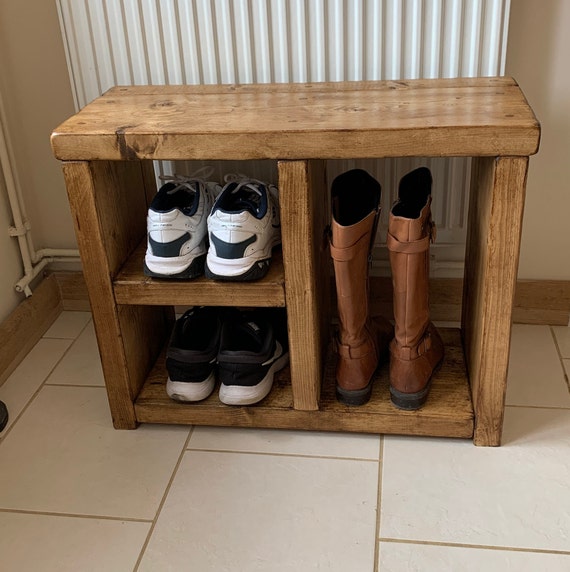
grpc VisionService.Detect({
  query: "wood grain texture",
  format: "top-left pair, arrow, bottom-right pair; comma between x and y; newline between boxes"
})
114,240 -> 285,307
56,270 -> 570,325
279,160 -> 331,411
0,275 -> 62,388
135,328 -> 473,438
51,78 -> 540,161
62,160 -> 169,429
462,157 -> 529,446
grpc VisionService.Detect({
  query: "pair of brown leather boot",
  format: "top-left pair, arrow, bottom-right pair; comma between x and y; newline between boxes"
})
330,168 -> 444,410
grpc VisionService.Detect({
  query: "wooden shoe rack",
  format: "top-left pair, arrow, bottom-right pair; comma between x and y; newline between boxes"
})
51,78 -> 540,446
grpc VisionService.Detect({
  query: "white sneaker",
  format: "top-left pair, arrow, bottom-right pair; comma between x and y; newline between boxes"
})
144,168 -> 221,279
205,175 -> 281,281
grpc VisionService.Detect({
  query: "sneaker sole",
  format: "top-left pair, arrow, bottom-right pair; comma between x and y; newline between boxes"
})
144,253 -> 206,280
205,257 -> 271,281
218,352 -> 289,406
166,370 -> 216,402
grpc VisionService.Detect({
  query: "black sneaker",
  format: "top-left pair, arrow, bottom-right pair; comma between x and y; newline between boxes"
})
166,307 -> 221,402
218,309 -> 289,405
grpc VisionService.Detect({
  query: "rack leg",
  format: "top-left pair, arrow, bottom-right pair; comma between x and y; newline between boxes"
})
62,160 -> 169,429
462,156 -> 529,446
278,160 -> 331,411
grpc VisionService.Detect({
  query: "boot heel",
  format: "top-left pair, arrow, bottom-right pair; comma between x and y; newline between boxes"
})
336,381 -> 373,406
390,382 -> 432,410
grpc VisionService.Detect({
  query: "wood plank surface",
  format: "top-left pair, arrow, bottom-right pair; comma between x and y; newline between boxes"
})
279,160 -> 330,411
63,160 -> 170,429
462,157 -> 529,446
135,328 -> 473,438
114,240 -> 286,306
51,77 -> 540,161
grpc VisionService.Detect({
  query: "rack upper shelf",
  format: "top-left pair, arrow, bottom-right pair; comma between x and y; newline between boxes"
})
51,77 -> 540,161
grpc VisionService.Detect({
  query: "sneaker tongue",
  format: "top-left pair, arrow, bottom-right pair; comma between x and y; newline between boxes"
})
240,321 -> 265,346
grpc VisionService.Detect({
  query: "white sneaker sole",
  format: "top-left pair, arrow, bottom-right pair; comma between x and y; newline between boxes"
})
166,370 -> 216,402
145,248 -> 205,276
218,352 -> 289,406
205,251 -> 270,278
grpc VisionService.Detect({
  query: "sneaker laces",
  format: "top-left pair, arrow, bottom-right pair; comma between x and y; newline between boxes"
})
160,166 -> 216,195
223,173 -> 272,197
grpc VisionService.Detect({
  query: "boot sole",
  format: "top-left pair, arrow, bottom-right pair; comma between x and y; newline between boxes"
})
336,380 -> 373,406
390,381 -> 432,410
389,358 -> 443,411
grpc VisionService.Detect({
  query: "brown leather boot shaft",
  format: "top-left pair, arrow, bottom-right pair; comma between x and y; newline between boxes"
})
387,183 -> 444,403
388,200 -> 432,349
331,211 -> 379,391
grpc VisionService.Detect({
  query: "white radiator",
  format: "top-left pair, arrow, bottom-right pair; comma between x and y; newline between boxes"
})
56,0 -> 511,275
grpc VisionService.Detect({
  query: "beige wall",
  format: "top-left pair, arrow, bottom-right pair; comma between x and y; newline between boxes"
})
0,0 -> 76,319
506,0 -> 570,279
0,0 -> 568,324
0,171 -> 24,322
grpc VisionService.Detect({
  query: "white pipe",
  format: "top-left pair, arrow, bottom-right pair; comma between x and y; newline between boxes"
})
33,248 -> 80,262
0,91 -> 80,298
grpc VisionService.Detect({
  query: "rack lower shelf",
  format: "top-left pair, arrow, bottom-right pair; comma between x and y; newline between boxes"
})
134,327 -> 474,439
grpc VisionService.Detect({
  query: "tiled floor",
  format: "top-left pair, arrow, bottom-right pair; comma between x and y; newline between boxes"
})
0,312 -> 569,571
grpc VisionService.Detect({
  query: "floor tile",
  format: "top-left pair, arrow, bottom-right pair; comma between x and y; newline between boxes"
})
189,426 -> 381,459
0,511 -> 150,572
552,326 -> 570,358
43,311 -> 92,339
378,541 -> 570,572
380,407 -> 570,551
0,385 -> 189,520
45,321 -> 104,386
139,450 -> 379,571
0,338 -> 72,436
505,325 -> 570,407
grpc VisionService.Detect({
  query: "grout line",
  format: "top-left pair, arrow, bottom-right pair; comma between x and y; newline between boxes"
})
505,404 -> 570,411
185,447 -> 380,462
133,426 -> 195,572
41,312 -> 93,341
44,383 -> 106,389
378,537 -> 570,556
0,330 -> 86,444
0,507 -> 152,523
373,436 -> 384,572
550,326 -> 570,395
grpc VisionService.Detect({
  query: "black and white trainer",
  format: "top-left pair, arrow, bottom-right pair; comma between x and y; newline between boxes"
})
205,175 -> 281,281
145,168 -> 221,279
166,307 -> 221,402
218,309 -> 289,405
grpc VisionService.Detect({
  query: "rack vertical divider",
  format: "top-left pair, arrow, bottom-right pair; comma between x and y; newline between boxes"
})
51,78 -> 540,446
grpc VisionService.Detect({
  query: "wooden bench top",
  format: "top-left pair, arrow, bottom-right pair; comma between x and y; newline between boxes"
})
51,77 -> 540,161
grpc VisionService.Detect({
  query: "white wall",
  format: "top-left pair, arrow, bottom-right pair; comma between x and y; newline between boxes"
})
506,0 -> 570,279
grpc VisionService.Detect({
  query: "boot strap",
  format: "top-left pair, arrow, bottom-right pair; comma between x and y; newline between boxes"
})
386,232 -> 430,254
330,232 -> 371,262
386,218 -> 436,254
336,337 -> 376,360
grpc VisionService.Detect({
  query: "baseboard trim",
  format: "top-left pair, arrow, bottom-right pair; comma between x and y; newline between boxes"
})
0,274 -> 63,388
51,271 -> 570,326
1,271 -> 567,388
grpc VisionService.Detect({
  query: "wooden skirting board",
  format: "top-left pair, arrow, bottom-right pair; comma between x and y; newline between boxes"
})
1,271 -> 568,390
0,274 -> 63,388
52,270 -> 570,326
